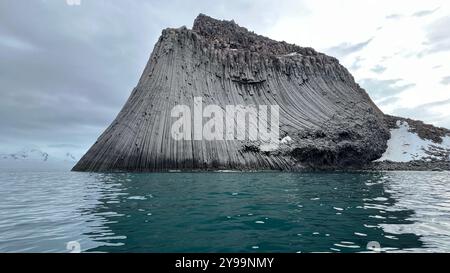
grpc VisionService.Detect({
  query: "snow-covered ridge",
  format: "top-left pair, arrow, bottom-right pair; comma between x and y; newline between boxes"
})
376,121 -> 450,162
0,147 -> 78,171
1,148 -> 49,161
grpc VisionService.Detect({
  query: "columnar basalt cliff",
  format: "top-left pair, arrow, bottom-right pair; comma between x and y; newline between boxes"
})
73,14 -> 448,172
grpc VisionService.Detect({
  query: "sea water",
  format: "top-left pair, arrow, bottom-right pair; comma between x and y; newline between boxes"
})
0,171 -> 449,253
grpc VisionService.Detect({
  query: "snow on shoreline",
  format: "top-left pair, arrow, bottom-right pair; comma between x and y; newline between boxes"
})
376,121 -> 450,162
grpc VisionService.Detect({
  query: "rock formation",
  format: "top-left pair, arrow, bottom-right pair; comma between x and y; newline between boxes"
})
371,115 -> 450,170
73,14 -> 448,172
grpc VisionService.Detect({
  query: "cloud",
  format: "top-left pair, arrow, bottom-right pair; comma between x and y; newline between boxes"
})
386,14 -> 403,20
377,96 -> 400,107
412,7 -> 440,17
0,34 -> 37,51
48,144 -> 81,149
441,76 -> 450,85
419,99 -> 450,107
420,16 -> 450,55
371,65 -> 387,74
359,78 -> 415,100
0,1 -> 164,155
385,8 -> 439,20
325,38 -> 373,58
349,56 -> 363,71
393,99 -> 450,129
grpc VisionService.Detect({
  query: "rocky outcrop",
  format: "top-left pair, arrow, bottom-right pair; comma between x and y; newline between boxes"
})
367,160 -> 450,171
74,14 -> 399,172
385,115 -> 450,144
373,116 -> 450,167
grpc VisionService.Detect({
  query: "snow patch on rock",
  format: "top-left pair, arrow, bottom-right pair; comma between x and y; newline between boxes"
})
281,136 -> 292,144
259,136 -> 293,152
284,52 -> 300,57
376,121 -> 450,162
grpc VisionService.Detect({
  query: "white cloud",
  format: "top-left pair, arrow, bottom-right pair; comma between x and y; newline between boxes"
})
264,0 -> 450,128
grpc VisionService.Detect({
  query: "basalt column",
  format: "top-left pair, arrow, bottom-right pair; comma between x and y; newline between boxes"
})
73,14 -> 390,172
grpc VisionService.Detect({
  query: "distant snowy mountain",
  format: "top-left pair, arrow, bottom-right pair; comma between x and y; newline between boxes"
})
1,148 -> 49,161
0,147 -> 78,171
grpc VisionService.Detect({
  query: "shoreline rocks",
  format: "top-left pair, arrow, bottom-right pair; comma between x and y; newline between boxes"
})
364,160 -> 450,171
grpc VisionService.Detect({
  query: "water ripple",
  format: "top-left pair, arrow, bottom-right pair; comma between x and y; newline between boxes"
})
0,171 -> 449,252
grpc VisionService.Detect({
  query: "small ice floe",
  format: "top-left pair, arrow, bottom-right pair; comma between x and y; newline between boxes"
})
128,196 -> 147,200
255,221 -> 265,224
369,215 -> 386,219
334,241 -> 360,249
376,121 -> 450,162
252,246 -> 260,249
354,232 -> 368,237
333,207 -> 344,211
232,192 -> 239,196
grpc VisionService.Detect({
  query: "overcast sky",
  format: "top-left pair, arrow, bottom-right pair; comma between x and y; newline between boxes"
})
0,0 -> 449,160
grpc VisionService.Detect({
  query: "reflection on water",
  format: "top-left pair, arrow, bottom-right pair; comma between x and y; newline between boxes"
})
0,171 -> 449,253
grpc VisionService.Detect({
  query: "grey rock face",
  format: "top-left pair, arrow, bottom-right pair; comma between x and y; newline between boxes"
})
73,14 -> 391,172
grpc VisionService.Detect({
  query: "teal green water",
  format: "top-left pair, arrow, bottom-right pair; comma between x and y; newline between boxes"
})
0,171 -> 449,253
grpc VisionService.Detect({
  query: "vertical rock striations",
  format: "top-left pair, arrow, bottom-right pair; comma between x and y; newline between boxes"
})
73,14 -> 390,172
